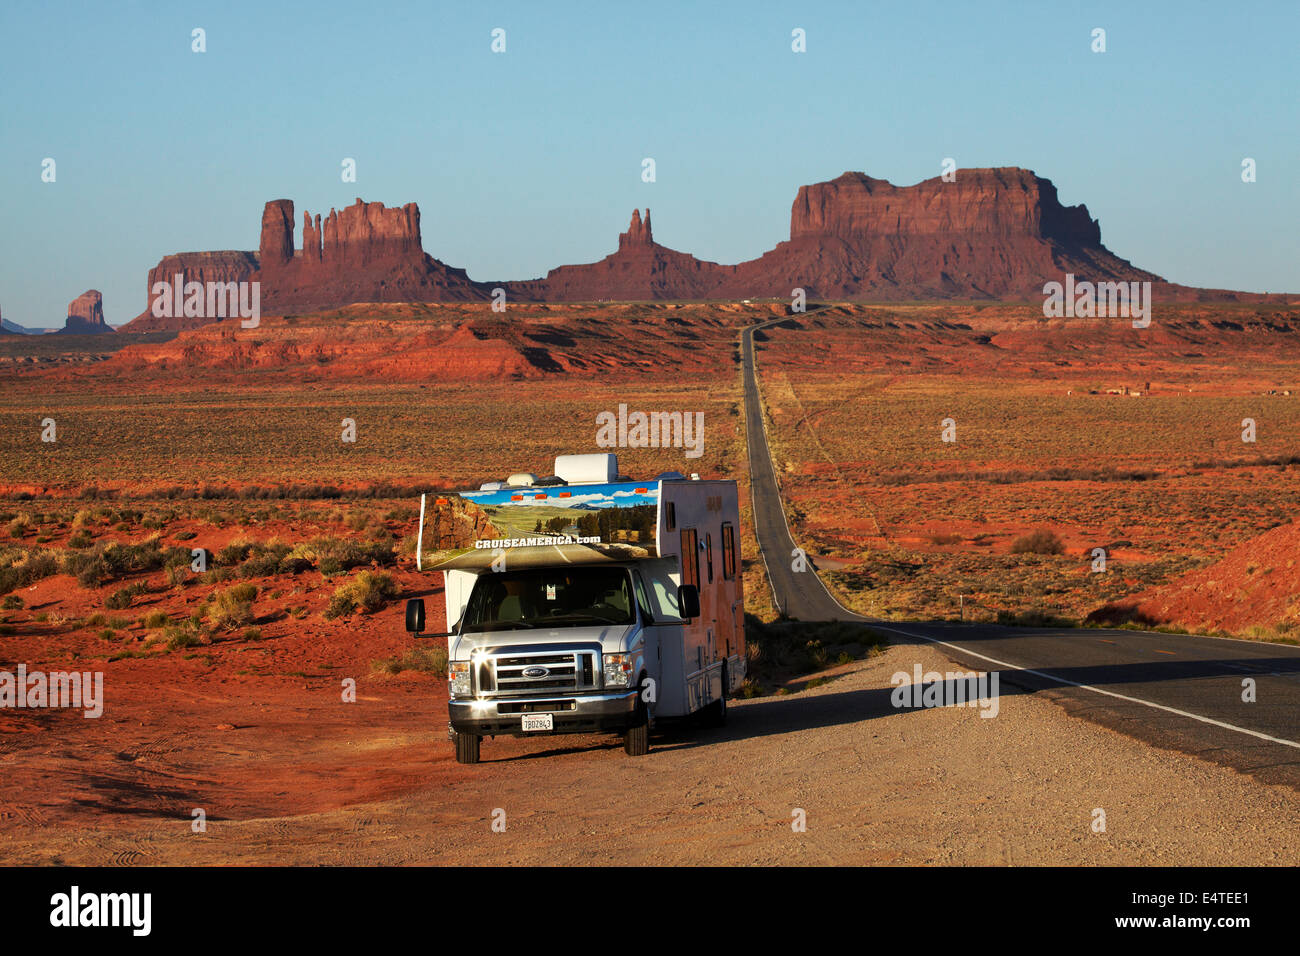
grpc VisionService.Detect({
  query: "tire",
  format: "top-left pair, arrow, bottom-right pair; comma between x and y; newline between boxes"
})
624,692 -> 650,756
704,665 -> 728,727
454,730 -> 481,764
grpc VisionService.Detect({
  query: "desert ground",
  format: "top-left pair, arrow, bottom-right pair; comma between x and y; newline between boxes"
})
3,637 -> 1297,865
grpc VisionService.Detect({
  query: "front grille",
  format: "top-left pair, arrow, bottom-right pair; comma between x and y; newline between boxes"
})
484,649 -> 598,696
497,700 -> 578,714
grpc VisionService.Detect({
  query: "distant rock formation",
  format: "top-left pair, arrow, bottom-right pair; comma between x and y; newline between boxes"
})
509,208 -> 736,302
255,198 -> 488,314
116,170 -> 1281,329
61,290 -> 113,334
124,251 -> 260,331
711,168 -> 1160,300
514,169 -> 1166,302
618,208 -> 653,250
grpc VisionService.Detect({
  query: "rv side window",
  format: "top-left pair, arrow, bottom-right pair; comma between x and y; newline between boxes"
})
631,571 -> 655,622
680,529 -> 699,589
665,502 -> 676,531
705,533 -> 714,583
651,579 -> 680,617
721,522 -> 736,580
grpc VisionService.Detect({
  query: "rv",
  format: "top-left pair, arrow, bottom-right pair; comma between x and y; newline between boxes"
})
404,453 -> 745,763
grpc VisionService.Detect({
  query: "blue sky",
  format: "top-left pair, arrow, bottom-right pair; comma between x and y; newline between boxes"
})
1,0 -> 1296,325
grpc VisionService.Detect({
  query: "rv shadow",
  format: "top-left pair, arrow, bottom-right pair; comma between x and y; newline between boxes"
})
483,738 -> 626,762
650,683 -> 951,751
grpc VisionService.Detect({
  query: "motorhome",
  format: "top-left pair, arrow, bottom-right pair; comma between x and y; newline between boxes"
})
404,453 -> 745,763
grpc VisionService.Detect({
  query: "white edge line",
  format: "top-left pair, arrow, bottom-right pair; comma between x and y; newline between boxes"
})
870,623 -> 1300,751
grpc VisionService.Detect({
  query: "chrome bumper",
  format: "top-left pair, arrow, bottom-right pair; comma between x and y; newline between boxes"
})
449,688 -> 639,737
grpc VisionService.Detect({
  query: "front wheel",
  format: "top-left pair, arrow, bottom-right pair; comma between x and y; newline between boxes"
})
623,694 -> 650,756
454,730 -> 481,764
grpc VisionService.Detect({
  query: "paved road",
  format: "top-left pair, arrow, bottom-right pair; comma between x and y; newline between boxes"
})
741,315 -> 1300,789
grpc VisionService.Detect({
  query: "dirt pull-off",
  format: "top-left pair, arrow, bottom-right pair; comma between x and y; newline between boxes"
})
2,643 -> 1296,865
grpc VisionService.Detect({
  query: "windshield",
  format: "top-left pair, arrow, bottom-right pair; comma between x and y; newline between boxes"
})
461,567 -> 637,632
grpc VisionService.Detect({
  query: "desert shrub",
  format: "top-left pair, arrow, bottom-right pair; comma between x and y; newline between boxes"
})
374,645 -> 447,676
928,532 -> 963,546
7,515 -> 31,539
166,564 -> 190,587
1009,528 -> 1066,556
743,616 -> 886,680
173,529 -> 197,541
101,537 -> 167,576
995,607 -> 1074,627
105,582 -> 148,610
71,508 -> 93,529
67,529 -> 93,549
324,591 -> 353,619
289,537 -> 395,577
242,626 -> 263,641
0,550 -> 60,595
324,570 -> 400,619
62,549 -> 108,587
142,610 -> 170,629
161,546 -> 192,568
2,595 -> 22,610
165,622 -> 203,651
208,582 -> 257,630
238,543 -> 292,578
216,541 -> 253,566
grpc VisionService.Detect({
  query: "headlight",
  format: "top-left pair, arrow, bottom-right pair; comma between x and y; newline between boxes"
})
448,661 -> 472,697
603,653 -> 632,688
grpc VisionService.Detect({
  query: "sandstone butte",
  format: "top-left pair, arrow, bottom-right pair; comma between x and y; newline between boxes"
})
120,168 -> 1281,331
61,289 -> 114,334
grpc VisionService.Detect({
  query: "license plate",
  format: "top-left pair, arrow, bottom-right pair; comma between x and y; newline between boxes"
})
522,713 -> 553,732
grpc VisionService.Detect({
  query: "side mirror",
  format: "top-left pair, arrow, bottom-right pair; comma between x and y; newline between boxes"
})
405,598 -> 426,634
677,584 -> 701,620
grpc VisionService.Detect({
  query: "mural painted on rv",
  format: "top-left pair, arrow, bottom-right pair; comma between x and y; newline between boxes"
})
461,481 -> 661,553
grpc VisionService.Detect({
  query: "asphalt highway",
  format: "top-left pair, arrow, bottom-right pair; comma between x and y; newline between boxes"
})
741,314 -> 1300,789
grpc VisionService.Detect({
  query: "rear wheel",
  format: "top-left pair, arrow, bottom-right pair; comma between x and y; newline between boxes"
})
624,691 -> 650,756
454,730 -> 481,764
704,665 -> 728,727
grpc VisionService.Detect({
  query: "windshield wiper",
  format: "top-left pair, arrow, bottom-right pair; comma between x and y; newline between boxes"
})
540,614 -> 625,626
465,620 -> 539,632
